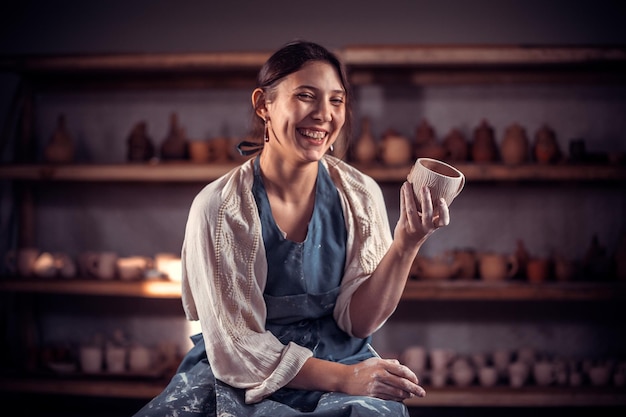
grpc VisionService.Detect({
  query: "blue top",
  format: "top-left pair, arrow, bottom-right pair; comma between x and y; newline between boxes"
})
252,156 -> 372,364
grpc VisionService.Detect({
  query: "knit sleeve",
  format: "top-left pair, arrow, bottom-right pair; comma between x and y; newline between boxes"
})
180,163 -> 313,404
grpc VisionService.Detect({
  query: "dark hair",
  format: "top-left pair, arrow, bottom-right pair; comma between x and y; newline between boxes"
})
250,40 -> 353,155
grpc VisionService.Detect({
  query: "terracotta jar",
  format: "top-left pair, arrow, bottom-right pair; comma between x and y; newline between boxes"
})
479,252 -> 518,281
44,114 -> 75,163
526,258 -> 551,283
414,119 -> 446,160
533,124 -> 561,164
379,129 -> 412,166
471,119 -> 498,163
126,121 -> 154,162
352,117 -> 378,164
160,112 -> 188,160
450,248 -> 477,280
442,128 -> 469,161
500,123 -> 530,165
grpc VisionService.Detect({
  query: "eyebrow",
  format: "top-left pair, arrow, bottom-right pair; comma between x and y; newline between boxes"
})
296,85 -> 345,95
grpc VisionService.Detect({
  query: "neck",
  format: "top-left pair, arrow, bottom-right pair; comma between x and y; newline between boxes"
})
259,152 -> 319,202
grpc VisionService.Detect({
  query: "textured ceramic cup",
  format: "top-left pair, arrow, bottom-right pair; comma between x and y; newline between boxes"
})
407,158 -> 465,209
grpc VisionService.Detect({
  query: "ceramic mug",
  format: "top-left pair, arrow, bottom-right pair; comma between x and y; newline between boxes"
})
430,348 -> 455,371
5,247 -> 40,277
33,252 -> 57,278
479,253 -> 518,281
155,253 -> 182,281
407,157 -> 465,209
116,256 -> 152,281
87,251 -> 119,280
105,345 -> 127,373
401,345 -> 427,373
478,366 -> 498,387
80,346 -> 103,373
533,361 -> 555,386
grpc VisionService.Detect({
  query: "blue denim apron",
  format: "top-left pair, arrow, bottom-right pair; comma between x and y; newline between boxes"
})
132,157 -> 409,416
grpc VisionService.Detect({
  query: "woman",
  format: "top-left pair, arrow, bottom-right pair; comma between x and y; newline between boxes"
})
134,40 -> 450,417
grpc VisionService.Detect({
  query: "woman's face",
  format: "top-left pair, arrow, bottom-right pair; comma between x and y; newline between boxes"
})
263,61 -> 346,163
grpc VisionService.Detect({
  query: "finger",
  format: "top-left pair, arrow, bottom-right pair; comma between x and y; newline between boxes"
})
402,182 -> 420,226
437,198 -> 450,227
420,186 -> 434,227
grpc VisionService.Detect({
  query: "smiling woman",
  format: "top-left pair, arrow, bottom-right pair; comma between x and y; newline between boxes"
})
132,40 -> 451,417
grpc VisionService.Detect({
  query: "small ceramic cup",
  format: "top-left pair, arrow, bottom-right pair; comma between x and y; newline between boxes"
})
407,158 -> 465,210
80,346 -> 103,373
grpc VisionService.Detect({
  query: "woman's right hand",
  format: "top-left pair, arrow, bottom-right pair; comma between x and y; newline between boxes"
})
343,357 -> 426,402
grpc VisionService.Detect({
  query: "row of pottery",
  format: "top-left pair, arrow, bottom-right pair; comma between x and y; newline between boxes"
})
4,248 -> 181,281
396,345 -> 625,388
351,117 -> 625,166
411,234 -> 626,282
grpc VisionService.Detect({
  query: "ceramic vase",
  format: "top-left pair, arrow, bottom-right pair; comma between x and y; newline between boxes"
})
160,112 -> 188,160
414,119 -> 446,160
533,124 -> 561,164
379,129 -> 412,166
352,117 -> 378,164
471,119 -> 498,163
500,123 -> 529,165
44,114 -> 75,163
442,128 -> 469,161
126,121 -> 155,162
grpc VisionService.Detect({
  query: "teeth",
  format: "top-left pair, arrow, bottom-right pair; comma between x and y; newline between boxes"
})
298,128 -> 326,140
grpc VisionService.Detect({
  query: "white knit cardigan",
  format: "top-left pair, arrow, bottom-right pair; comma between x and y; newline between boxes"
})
181,155 -> 393,403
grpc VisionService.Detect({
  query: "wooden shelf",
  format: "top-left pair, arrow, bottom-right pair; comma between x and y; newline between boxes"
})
402,280 -> 626,301
0,376 -> 167,399
0,279 -> 181,299
1,162 -> 625,183
1,377 -> 624,407
2,278 -> 625,301
404,386 -> 626,407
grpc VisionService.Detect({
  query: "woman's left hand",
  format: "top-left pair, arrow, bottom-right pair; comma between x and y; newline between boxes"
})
395,181 -> 450,248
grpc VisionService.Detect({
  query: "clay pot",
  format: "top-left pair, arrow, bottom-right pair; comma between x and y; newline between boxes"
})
450,249 -> 477,280
414,119 -> 447,160
415,119 -> 436,148
379,129 -> 412,166
442,128 -> 469,161
526,258 -> 551,283
207,137 -> 230,162
160,113 -> 188,160
500,123 -> 529,165
553,254 -> 576,282
352,117 -> 378,164
533,124 -> 561,164
471,119 -> 498,163
44,114 -> 75,163
412,255 -> 461,281
479,252 -> 518,281
126,121 -> 155,162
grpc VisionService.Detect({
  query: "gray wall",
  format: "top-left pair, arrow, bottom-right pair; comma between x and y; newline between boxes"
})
1,0 -> 625,362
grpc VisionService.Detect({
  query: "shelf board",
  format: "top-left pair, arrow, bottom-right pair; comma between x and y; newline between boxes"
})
0,52 -> 271,74
402,280 -> 626,301
0,279 -> 181,299
404,386 -> 626,407
1,377 -> 624,407
1,162 -> 625,183
0,376 -> 166,399
341,45 -> 626,67
2,278 -> 625,301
